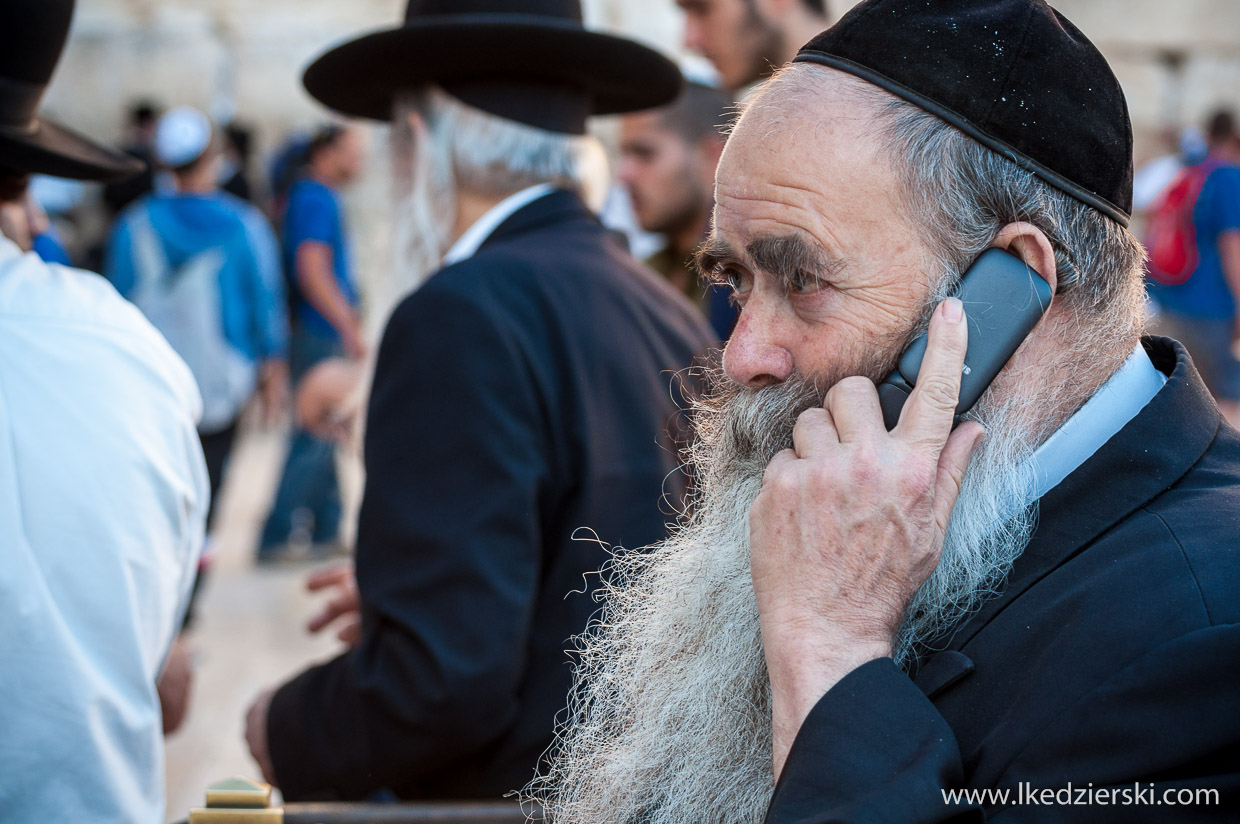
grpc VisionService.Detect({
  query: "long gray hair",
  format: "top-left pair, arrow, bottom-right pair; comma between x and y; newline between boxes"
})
379,86 -> 607,317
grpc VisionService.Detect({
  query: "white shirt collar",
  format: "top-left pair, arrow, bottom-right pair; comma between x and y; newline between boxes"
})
1027,343 -> 1168,500
441,183 -> 557,266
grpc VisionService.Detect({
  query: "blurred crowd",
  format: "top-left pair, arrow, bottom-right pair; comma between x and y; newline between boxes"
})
4,0 -> 1240,822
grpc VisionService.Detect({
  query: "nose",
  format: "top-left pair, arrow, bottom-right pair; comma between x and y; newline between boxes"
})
722,303 -> 795,389
616,156 -> 638,188
683,19 -> 704,53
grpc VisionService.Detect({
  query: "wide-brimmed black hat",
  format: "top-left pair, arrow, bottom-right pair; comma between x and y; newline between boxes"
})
0,0 -> 143,181
795,0 -> 1133,226
303,0 -> 683,136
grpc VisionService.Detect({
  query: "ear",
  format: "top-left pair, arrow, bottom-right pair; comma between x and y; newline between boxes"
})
0,197 -> 34,252
992,221 -> 1058,296
402,109 -> 429,145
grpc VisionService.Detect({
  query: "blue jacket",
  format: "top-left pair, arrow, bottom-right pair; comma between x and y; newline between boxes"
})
106,191 -> 287,366
106,191 -> 288,431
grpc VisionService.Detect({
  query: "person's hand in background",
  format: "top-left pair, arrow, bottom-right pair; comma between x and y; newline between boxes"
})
244,688 -> 277,786
305,562 -> 361,646
295,357 -> 362,443
157,633 -> 195,735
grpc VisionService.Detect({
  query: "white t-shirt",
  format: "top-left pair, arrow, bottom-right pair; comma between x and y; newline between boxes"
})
0,236 -> 208,823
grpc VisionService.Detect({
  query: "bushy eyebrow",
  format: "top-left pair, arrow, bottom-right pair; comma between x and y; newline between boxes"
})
695,235 -> 735,281
747,235 -> 840,285
696,232 -> 843,288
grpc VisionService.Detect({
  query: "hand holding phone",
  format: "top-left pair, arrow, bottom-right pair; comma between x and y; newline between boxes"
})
878,248 -> 1053,430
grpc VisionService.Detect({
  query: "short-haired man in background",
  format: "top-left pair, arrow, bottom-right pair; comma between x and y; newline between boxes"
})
619,80 -> 737,339
676,0 -> 830,97
1147,109 -> 1240,426
258,124 -> 365,559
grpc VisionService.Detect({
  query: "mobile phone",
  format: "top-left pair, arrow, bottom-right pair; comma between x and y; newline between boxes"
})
877,248 -> 1053,430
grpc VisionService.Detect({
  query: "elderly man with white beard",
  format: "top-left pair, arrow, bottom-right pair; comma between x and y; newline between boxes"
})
533,1 -> 1240,822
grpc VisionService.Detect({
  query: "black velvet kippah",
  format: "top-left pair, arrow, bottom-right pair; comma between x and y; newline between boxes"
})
794,0 -> 1133,226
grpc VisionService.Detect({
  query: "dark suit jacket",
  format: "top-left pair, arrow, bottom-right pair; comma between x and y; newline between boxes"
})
267,191 -> 713,800
768,338 -> 1240,822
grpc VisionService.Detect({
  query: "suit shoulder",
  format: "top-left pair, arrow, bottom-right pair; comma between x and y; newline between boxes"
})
380,264 -> 527,369
1135,433 -> 1240,624
390,244 -> 583,334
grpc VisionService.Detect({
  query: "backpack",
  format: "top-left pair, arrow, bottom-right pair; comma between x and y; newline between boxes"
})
1144,157 -> 1228,286
130,209 -> 258,433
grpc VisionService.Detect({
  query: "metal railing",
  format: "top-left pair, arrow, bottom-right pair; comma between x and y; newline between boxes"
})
244,801 -> 531,823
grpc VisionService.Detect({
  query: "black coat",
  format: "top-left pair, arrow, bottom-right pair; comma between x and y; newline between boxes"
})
768,338 -> 1240,823
267,190 -> 714,800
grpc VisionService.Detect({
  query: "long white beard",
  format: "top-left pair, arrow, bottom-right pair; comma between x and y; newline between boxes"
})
529,371 -> 1038,824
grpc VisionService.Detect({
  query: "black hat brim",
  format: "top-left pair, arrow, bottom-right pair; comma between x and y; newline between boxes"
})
303,18 -> 682,122
0,116 -> 144,182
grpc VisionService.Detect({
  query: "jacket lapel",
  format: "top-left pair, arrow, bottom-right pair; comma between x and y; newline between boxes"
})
915,650 -> 976,699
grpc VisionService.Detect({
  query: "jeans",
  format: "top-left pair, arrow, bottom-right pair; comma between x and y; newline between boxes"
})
258,325 -> 343,553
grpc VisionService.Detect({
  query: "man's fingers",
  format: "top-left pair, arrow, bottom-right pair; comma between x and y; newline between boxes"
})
791,407 -> 837,457
306,605 -> 338,634
306,562 -> 353,592
932,421 -> 985,532
337,618 -> 362,647
307,591 -> 360,634
826,376 -> 884,443
762,448 -> 798,486
896,298 -> 969,451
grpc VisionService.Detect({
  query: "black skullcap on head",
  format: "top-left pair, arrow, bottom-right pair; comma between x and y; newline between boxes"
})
794,0 -> 1133,226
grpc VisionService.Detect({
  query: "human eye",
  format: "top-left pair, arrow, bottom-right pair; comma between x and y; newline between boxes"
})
720,266 -> 752,295
704,264 -> 752,306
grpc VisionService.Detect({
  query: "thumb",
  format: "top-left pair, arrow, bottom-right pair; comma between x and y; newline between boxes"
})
932,421 -> 985,534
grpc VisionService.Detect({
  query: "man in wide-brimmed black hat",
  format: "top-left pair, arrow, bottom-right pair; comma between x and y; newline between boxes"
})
0,1 -> 209,821
535,1 -> 1240,822
243,0 -> 713,802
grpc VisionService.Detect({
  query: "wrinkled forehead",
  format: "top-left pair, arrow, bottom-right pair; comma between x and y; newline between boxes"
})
721,66 -> 891,183
713,68 -> 905,247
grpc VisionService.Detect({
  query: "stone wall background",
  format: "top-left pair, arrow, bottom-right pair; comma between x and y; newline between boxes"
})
41,0 -> 1240,286
49,0 -> 1240,157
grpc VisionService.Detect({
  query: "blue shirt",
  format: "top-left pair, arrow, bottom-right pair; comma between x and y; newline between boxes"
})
1148,160 -> 1240,320
106,191 -> 288,364
32,227 -> 71,266
986,344 -> 1167,523
283,177 -> 357,339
